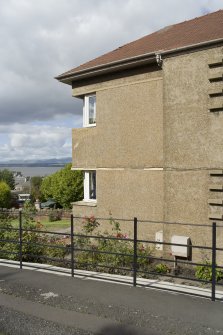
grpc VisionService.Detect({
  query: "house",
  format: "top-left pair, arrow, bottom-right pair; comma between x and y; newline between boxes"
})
56,10 -> 223,261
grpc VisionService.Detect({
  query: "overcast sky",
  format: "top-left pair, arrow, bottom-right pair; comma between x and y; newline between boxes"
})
0,0 -> 222,162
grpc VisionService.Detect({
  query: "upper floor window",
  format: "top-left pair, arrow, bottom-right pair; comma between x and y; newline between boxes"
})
83,95 -> 96,127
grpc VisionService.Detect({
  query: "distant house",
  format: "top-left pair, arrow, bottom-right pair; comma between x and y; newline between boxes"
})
13,172 -> 30,193
14,181 -> 30,192
56,11 -> 223,261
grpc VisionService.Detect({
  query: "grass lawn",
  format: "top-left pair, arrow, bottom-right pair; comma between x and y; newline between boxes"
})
41,219 -> 70,231
11,218 -> 70,231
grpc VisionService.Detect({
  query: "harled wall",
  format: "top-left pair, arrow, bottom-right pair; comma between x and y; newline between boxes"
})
71,46 -> 223,262
163,46 -> 223,261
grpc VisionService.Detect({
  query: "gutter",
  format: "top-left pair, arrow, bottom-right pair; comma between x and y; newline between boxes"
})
161,37 -> 223,57
56,37 -> 223,85
56,53 -> 157,85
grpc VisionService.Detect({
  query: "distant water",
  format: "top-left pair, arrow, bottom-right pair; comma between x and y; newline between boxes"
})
0,166 -> 63,177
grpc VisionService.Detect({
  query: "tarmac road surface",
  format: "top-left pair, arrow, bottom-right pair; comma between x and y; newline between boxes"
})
0,266 -> 223,334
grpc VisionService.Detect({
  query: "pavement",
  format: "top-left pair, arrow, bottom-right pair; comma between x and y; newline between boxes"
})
0,266 -> 223,335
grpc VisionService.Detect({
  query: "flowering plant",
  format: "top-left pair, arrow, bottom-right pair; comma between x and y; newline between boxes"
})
82,215 -> 100,234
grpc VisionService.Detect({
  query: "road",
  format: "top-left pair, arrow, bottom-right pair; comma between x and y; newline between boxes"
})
0,266 -> 223,334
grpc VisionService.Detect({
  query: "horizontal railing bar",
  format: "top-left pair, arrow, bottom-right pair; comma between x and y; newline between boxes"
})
73,270 -> 133,285
0,227 -> 20,232
0,211 -> 222,227
80,274 -> 132,285
138,219 -> 212,227
0,226 -> 71,237
216,282 -> 223,286
137,269 -> 210,284
0,234 -> 218,252
72,216 -> 220,227
136,255 -> 216,268
72,216 -> 132,222
21,228 -> 71,236
73,247 -> 133,257
0,250 -> 20,256
137,239 -> 212,250
216,265 -> 223,269
215,247 -> 223,251
0,238 -> 19,244
0,213 -> 70,218
73,233 -> 133,242
74,260 -> 132,272
22,240 -> 68,250
22,253 -> 71,264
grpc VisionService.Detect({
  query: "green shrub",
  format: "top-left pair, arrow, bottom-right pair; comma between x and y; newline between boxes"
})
0,218 -> 46,263
45,236 -> 69,262
48,210 -> 62,222
75,215 -> 153,274
195,261 -> 223,282
154,263 -> 170,274
0,212 -> 154,276
75,235 -> 153,275
0,181 -> 11,208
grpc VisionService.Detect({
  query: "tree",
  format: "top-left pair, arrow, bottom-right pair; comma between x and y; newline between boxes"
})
0,169 -> 15,189
0,181 -> 11,208
40,164 -> 83,208
30,176 -> 43,200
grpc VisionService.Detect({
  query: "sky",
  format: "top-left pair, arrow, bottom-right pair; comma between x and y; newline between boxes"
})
0,0 -> 222,162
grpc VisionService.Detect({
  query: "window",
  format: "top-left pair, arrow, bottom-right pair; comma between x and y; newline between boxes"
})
84,171 -> 96,201
83,95 -> 96,127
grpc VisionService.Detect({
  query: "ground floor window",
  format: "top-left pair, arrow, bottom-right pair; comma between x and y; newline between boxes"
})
84,171 -> 96,201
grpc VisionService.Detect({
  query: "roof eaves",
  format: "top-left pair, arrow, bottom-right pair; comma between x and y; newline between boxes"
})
56,36 -> 223,85
55,51 -> 158,83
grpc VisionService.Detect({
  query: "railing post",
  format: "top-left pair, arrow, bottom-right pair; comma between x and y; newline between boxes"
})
19,210 -> 22,269
211,222 -> 216,301
133,217 -> 138,287
71,214 -> 74,277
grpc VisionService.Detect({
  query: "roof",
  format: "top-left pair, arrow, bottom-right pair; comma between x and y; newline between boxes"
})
56,10 -> 223,82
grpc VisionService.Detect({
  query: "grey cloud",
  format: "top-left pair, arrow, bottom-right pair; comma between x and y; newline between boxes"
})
0,0 -> 222,161
0,123 -> 72,161
1,0 -> 222,125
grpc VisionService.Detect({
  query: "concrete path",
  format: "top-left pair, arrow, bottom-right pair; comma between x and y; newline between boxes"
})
0,266 -> 223,334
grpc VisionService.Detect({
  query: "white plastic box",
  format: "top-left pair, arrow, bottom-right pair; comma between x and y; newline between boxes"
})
171,235 -> 190,258
155,231 -> 163,251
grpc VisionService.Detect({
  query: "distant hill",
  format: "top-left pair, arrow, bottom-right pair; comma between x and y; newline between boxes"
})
0,157 -> 72,167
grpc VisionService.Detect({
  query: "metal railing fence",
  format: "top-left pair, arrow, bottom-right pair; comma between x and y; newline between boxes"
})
0,211 -> 222,302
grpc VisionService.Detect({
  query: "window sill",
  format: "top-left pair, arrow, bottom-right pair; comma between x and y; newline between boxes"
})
72,200 -> 97,207
83,124 -> 96,128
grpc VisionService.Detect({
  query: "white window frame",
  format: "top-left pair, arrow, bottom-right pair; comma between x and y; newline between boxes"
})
83,94 -> 96,127
84,171 -> 96,202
